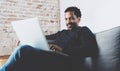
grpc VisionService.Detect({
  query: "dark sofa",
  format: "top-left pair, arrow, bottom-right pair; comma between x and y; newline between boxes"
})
84,26 -> 120,71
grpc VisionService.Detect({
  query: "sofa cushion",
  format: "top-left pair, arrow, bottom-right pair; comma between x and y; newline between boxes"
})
92,26 -> 120,71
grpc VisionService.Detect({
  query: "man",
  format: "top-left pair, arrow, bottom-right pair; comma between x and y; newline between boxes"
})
1,6 -> 98,71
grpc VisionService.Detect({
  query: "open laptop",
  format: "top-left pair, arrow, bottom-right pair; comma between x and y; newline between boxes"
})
11,17 -> 50,51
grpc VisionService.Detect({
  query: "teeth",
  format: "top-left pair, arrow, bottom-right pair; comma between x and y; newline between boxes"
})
68,25 -> 71,27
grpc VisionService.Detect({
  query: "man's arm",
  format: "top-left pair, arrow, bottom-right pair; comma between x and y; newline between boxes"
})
46,31 -> 64,52
79,27 -> 99,57
45,31 -> 60,40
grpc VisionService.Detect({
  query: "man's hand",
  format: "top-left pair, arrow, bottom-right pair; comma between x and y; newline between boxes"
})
49,44 -> 63,52
17,40 -> 20,46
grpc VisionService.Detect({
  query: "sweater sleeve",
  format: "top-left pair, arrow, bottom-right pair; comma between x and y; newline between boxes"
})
45,31 -> 60,40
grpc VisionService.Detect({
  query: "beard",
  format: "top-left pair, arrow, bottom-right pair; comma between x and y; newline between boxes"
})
66,22 -> 78,30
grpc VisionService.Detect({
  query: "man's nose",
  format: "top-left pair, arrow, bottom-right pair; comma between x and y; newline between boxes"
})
66,19 -> 72,24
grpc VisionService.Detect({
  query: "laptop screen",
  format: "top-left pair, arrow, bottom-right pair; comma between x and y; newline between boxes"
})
11,17 -> 50,51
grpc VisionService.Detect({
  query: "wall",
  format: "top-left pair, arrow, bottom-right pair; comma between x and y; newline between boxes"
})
0,0 -> 60,56
60,0 -> 120,33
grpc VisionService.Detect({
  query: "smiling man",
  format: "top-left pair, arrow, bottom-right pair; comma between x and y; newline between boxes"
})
1,6 -> 98,71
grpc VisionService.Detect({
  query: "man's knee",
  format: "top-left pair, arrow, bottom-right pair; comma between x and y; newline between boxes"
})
18,45 -> 35,54
13,45 -> 35,58
20,45 -> 34,50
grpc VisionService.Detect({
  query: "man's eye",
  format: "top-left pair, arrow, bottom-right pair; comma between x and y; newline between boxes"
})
71,17 -> 75,20
65,18 -> 67,20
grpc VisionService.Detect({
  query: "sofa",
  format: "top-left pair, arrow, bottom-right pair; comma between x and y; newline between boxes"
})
84,26 -> 120,71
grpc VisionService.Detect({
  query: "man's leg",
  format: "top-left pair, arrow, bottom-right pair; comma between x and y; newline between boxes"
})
1,45 -> 26,71
0,45 -> 70,71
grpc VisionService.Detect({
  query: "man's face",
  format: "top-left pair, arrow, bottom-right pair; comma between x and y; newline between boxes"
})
65,11 -> 80,30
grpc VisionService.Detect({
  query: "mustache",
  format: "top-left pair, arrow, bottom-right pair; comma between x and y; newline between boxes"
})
66,22 -> 76,26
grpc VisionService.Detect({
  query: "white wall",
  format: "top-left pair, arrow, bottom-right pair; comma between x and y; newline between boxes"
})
60,0 -> 120,33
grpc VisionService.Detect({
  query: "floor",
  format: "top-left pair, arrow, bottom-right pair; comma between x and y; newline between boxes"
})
0,55 -> 10,69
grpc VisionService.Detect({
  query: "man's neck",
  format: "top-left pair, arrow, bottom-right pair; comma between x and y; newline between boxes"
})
67,26 -> 79,31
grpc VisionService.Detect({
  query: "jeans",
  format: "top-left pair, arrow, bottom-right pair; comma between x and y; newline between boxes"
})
0,45 -> 85,71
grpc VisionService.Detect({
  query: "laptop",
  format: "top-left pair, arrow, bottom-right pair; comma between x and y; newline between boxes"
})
11,17 -> 50,51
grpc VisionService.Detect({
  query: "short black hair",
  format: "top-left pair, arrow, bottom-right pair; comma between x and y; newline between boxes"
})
65,6 -> 82,18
